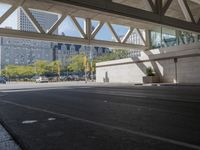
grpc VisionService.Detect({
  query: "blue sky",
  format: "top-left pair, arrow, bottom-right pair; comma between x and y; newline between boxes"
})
0,3 -> 17,29
0,3 -> 130,41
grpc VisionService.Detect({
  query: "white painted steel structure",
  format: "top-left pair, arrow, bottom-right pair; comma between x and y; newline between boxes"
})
0,0 -> 199,49
0,0 -> 149,50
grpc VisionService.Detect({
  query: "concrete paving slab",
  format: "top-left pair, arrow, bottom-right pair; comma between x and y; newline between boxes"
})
0,124 -> 21,150
0,125 -> 11,143
0,141 -> 21,150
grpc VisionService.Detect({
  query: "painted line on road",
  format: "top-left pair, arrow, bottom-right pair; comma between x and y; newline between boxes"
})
0,92 -> 193,118
2,87 -> 200,103
22,120 -> 38,124
0,87 -> 76,93
1,100 -> 200,150
68,89 -> 200,103
0,86 -> 91,93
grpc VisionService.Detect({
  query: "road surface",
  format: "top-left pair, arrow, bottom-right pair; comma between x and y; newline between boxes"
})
0,83 -> 200,150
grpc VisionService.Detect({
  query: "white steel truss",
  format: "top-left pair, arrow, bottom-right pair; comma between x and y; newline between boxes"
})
146,0 -> 199,24
0,0 -> 148,50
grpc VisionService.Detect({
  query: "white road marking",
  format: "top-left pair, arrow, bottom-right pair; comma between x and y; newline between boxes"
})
48,118 -> 56,121
22,120 -> 38,124
0,86 -> 90,93
0,87 -> 74,93
68,89 -> 200,103
1,100 -> 200,150
0,90 -> 196,118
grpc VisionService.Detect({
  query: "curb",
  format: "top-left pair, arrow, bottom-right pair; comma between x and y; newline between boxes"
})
0,119 -> 25,150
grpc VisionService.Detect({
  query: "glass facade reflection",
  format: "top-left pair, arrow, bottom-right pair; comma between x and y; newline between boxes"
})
150,27 -> 200,49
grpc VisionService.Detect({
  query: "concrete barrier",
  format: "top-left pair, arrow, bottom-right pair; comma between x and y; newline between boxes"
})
96,43 -> 200,84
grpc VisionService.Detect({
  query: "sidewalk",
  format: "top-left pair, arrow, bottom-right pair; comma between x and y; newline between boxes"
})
0,124 -> 21,150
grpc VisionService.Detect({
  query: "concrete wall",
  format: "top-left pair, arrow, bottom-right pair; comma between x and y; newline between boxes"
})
96,43 -> 200,84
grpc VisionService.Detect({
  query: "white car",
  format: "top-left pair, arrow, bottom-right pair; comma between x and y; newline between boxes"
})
35,76 -> 48,83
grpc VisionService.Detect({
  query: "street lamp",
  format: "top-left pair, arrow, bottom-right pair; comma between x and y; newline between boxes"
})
89,45 -> 94,82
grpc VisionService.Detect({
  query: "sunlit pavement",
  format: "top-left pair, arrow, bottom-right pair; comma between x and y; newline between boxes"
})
0,82 -> 200,150
0,82 -> 135,92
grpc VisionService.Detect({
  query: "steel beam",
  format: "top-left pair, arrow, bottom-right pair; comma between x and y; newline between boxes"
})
190,0 -> 200,4
178,0 -> 195,23
0,28 -> 146,50
107,23 -> 121,43
91,22 -> 104,39
122,27 -> 134,44
0,0 -> 25,24
70,16 -> 86,38
136,28 -> 146,45
147,0 -> 156,13
162,0 -> 173,15
85,18 -> 92,44
52,0 -> 200,33
22,7 -> 45,33
47,14 -> 66,34
145,30 -> 151,48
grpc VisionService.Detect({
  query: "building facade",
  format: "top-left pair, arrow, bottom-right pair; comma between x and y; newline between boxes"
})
54,43 -> 110,67
0,37 -> 54,70
0,8 -> 110,70
17,8 -> 58,33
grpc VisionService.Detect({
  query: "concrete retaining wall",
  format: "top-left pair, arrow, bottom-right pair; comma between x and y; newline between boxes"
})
96,43 -> 200,83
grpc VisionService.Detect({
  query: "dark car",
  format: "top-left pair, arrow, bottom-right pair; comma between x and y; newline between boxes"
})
60,76 -> 67,81
0,77 -> 6,84
67,75 -> 74,81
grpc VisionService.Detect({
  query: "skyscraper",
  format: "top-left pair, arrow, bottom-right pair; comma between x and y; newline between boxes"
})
17,8 -> 58,33
0,8 -> 59,69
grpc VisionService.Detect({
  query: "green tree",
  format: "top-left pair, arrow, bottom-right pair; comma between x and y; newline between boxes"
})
34,60 -> 49,75
96,49 -> 129,62
2,65 -> 18,77
49,60 -> 61,75
67,54 -> 85,72
2,65 -> 35,77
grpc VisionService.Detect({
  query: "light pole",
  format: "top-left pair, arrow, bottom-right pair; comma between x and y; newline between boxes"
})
0,46 -> 1,77
83,55 -> 87,83
34,59 -> 37,76
5,66 -> 7,78
89,45 -> 94,82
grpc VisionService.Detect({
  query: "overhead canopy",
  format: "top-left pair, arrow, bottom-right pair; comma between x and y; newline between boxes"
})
0,0 -> 199,50
1,0 -> 199,32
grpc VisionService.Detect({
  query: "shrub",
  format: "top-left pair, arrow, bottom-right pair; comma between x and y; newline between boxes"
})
146,67 -> 155,76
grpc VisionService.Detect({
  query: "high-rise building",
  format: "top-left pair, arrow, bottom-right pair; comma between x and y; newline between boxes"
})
54,43 -> 110,67
17,8 -> 58,33
0,36 -> 54,69
0,8 -> 59,69
0,8 -> 110,70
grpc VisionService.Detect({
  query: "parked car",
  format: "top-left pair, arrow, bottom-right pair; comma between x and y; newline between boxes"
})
72,75 -> 80,81
60,76 -> 67,81
67,75 -> 74,81
48,77 -> 59,82
35,76 -> 48,83
0,77 -> 6,84
31,75 -> 39,81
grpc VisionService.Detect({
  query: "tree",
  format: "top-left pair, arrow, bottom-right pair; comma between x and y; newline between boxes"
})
2,65 -> 17,77
67,54 -> 85,72
96,49 -> 129,62
34,60 -> 49,75
1,65 -> 35,77
49,60 -> 61,76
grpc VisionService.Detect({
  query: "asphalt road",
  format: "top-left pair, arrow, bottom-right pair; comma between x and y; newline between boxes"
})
0,83 -> 200,150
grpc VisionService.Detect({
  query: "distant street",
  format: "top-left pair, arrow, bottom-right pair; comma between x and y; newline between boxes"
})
0,82 -> 200,150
